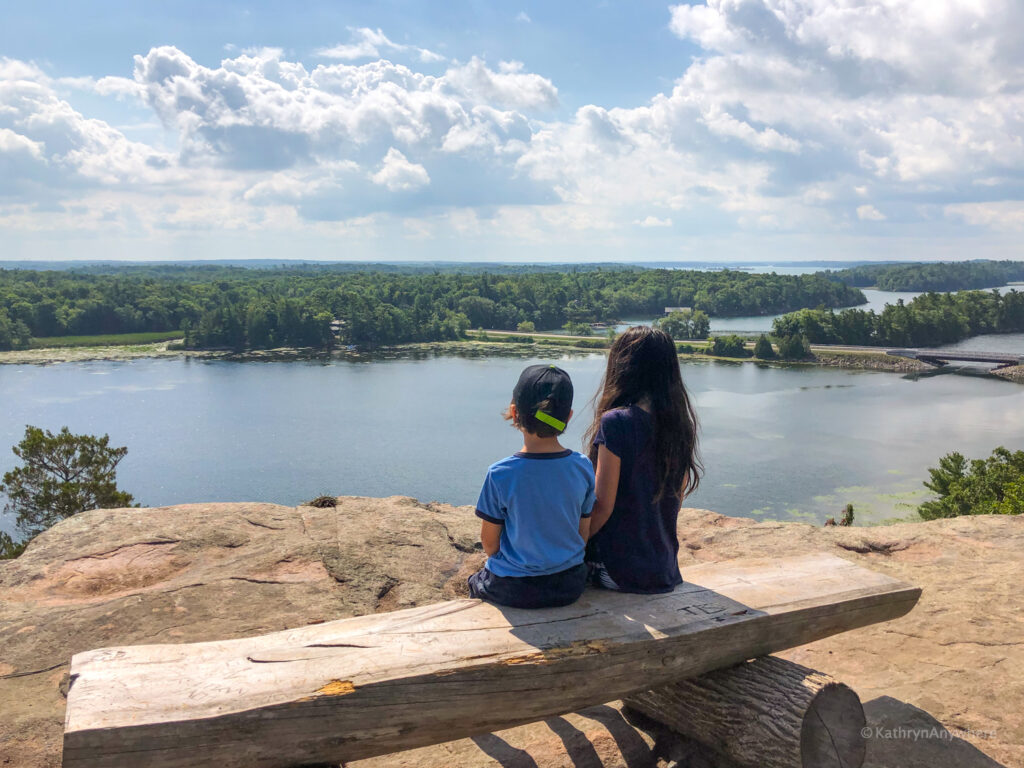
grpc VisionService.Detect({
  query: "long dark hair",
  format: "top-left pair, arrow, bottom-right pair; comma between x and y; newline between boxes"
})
584,326 -> 701,501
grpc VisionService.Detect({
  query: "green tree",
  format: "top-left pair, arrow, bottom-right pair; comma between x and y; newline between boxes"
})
657,310 -> 691,340
0,426 -> 136,541
689,310 -> 710,339
709,335 -> 749,357
0,531 -> 27,559
562,321 -> 593,336
753,334 -> 776,359
656,309 -> 711,340
516,321 -> 536,333
0,307 -> 31,351
776,334 -> 811,360
919,447 -> 1024,519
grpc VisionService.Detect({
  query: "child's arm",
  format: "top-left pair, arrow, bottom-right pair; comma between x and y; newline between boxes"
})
589,444 -> 621,536
480,520 -> 502,556
578,515 -> 591,542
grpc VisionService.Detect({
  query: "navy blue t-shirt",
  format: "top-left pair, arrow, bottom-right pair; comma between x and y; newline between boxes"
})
587,406 -> 683,594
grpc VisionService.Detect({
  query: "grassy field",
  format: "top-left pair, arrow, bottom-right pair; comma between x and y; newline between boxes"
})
28,331 -> 184,349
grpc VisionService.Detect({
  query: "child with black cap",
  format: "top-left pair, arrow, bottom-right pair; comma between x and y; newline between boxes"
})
468,364 -> 595,609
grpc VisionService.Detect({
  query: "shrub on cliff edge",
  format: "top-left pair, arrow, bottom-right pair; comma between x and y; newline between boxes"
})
0,426 -> 136,545
919,446 -> 1024,519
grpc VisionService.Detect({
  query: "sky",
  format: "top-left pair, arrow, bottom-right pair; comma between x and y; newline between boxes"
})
1,0 -> 1023,263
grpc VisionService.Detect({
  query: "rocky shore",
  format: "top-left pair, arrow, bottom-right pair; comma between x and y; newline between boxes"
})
993,364 -> 1024,384
1,497 -> 1020,767
0,340 -> 221,365
809,350 -> 934,373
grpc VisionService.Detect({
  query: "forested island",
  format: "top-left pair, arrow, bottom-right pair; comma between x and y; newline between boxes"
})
826,260 -> 1024,292
773,289 -> 1024,347
0,266 -> 861,351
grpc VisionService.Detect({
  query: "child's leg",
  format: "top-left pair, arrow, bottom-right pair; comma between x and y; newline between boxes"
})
468,564 -> 586,608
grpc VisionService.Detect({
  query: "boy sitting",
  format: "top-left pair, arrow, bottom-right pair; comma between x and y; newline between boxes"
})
468,364 -> 595,609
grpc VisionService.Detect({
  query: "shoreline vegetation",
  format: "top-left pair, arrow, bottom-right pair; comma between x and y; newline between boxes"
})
8,333 -> 1020,382
1,260 -> 1021,377
826,259 -> 1024,292
0,264 -> 863,352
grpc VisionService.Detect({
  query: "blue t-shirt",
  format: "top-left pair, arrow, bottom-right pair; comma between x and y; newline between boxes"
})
475,449 -> 595,578
587,406 -> 683,594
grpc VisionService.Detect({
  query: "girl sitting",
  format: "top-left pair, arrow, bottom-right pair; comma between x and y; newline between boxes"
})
584,326 -> 702,593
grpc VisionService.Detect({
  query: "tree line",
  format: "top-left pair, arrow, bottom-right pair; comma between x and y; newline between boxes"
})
0,266 -> 864,351
772,289 -> 1024,347
825,260 -> 1024,292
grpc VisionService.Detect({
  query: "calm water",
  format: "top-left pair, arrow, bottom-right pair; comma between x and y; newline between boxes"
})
3,354 -> 1023,537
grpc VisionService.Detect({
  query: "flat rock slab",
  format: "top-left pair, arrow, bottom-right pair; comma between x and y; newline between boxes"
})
1,498 -> 1021,767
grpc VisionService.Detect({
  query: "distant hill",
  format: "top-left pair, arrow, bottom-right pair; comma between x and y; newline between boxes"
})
1,258 -> 883,275
824,260 -> 1024,292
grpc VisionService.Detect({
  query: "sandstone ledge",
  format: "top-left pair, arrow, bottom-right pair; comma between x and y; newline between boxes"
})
1,498 -> 1020,768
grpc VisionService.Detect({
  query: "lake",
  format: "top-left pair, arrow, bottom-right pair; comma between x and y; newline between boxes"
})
3,352 -> 1023,538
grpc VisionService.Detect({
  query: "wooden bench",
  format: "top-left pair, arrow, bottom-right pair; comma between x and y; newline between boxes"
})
62,552 -> 920,768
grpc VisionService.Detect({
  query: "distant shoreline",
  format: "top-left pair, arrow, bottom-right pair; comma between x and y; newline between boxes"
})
0,337 -> 999,380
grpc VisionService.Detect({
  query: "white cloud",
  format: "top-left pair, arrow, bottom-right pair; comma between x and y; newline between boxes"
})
636,215 -> 672,227
5,2 -> 1024,255
856,204 -> 886,221
370,148 -> 430,191
516,12 -> 532,23
515,0 -> 1024,234
0,59 -> 173,196
129,46 -> 552,174
444,57 -> 558,111
946,201 -> 1024,231
317,27 -> 445,64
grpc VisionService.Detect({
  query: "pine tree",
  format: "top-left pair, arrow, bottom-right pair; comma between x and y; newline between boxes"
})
753,334 -> 776,359
1,426 -> 136,541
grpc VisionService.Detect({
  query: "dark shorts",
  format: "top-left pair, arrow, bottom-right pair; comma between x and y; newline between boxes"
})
468,562 -> 587,609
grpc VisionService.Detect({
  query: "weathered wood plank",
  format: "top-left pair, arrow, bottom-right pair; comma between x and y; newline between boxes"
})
62,553 -> 920,768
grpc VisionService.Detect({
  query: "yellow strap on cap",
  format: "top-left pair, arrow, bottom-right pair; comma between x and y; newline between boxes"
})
534,410 -> 566,432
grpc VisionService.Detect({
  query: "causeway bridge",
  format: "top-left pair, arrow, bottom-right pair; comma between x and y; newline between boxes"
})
886,348 -> 1024,369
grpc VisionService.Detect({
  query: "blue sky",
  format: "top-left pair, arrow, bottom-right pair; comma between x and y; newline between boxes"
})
2,1 -> 1023,262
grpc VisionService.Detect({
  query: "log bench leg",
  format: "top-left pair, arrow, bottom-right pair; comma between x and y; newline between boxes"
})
625,656 -> 866,768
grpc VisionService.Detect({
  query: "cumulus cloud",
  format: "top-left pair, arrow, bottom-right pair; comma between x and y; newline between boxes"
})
515,0 -> 1024,235
129,46 -> 554,175
444,58 -> 558,111
370,148 -> 430,191
0,58 -> 172,198
4,4 -> 1024,252
663,0 -> 1024,183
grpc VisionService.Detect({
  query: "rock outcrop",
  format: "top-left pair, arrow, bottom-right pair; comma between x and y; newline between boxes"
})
1,498 -> 1020,768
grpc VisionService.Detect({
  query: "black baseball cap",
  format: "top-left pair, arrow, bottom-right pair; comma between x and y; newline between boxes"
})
512,364 -> 573,433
